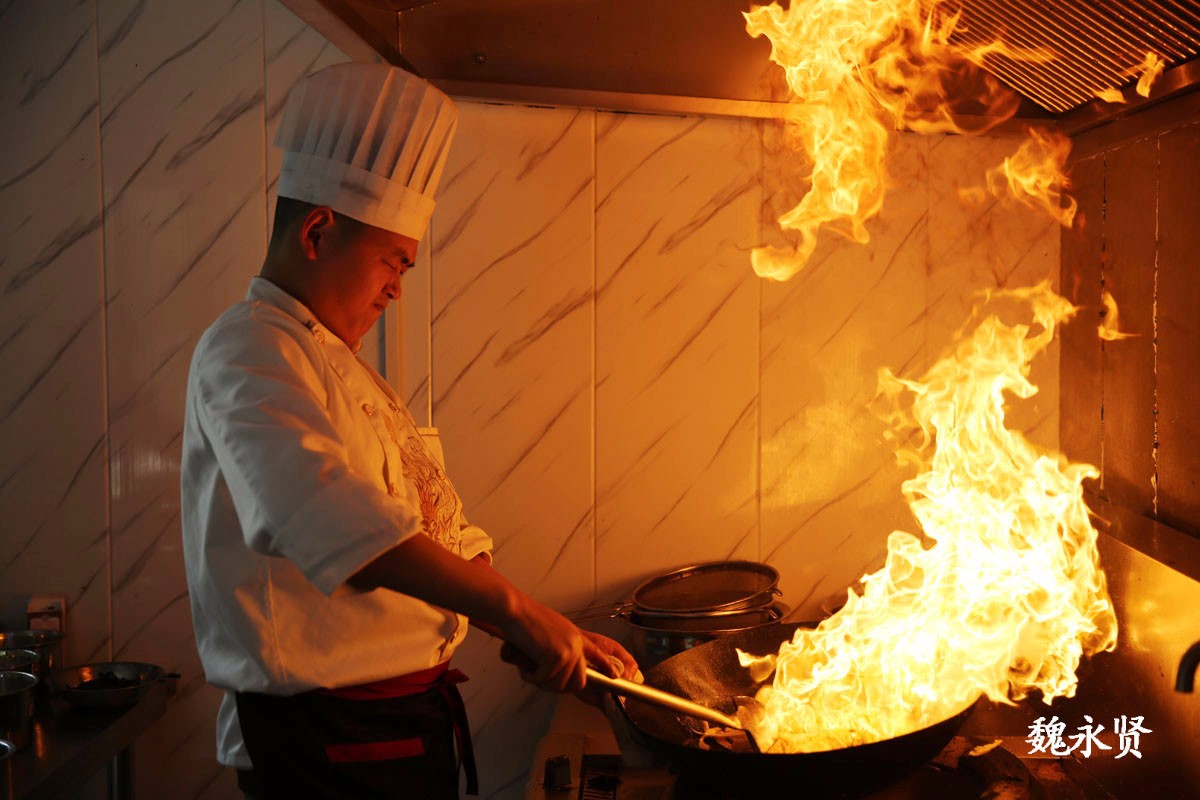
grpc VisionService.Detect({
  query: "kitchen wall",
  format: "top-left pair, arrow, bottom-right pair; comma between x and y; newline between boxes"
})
1,1 -> 352,797
1,3 -> 1062,798
420,110 -> 1062,796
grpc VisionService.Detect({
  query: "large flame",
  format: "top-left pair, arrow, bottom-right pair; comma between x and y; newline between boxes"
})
982,128 -> 1077,227
738,282 -> 1118,753
745,0 -> 1038,280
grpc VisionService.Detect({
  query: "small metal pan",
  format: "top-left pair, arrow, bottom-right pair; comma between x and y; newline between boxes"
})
46,662 -> 168,711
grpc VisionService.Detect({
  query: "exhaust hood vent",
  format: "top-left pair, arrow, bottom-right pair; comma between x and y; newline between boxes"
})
289,0 -> 1200,122
948,0 -> 1200,112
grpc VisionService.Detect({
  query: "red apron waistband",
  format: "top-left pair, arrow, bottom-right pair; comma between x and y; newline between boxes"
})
314,662 -> 478,794
317,661 -> 461,700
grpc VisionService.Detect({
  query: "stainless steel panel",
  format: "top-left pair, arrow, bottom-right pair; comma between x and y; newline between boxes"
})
396,0 -> 782,103
1100,137 -> 1157,516
963,522 -> 1200,797
1155,122 -> 1200,537
1060,154 -> 1105,472
1089,493 -> 1200,582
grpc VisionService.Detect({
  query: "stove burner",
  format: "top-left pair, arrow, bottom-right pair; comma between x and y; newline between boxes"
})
574,737 -> 1048,800
578,755 -> 623,800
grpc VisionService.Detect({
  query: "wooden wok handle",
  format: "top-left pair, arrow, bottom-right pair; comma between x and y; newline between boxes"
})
585,668 -> 742,730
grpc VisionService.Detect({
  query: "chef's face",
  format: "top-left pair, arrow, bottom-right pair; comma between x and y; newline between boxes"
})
301,207 -> 419,347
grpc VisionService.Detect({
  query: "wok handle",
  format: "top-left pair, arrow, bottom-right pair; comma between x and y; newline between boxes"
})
585,668 -> 741,730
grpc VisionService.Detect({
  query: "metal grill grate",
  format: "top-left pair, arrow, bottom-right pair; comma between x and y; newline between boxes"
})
577,755 -> 622,800
947,0 -> 1200,111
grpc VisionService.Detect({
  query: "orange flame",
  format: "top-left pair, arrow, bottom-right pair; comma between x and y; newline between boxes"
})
1135,51 -> 1165,97
737,282 -> 1117,753
983,128 -> 1077,227
1098,289 -> 1136,341
1093,87 -> 1126,104
1092,50 -> 1165,104
745,0 -> 1034,281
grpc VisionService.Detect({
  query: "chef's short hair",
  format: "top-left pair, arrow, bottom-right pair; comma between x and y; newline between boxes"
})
271,196 -> 368,244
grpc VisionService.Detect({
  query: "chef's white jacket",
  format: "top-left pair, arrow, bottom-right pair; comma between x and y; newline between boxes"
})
181,277 -> 492,768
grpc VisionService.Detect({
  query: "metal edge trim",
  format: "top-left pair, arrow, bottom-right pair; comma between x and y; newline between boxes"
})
428,78 -> 1055,132
1086,492 -> 1200,584
428,80 -> 789,119
1058,57 -> 1200,136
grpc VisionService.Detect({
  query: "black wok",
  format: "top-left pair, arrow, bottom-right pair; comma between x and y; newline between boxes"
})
614,622 -> 977,799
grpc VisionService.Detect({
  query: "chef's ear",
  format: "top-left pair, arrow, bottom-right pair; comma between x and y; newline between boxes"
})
298,205 -> 336,261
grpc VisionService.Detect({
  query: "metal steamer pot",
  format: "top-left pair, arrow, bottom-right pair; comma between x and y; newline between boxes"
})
570,561 -> 787,666
626,602 -> 791,668
614,622 -> 978,799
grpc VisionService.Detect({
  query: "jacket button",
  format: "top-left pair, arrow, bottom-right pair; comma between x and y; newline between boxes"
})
388,402 -> 399,413
388,483 -> 399,496
314,330 -> 326,344
362,403 -> 375,416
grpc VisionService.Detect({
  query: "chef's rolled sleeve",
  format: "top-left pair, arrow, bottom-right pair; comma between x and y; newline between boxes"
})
192,313 -> 424,595
457,519 -> 493,564
274,472 -> 423,594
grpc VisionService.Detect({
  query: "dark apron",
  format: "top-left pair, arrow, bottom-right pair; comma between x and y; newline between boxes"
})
235,662 -> 478,799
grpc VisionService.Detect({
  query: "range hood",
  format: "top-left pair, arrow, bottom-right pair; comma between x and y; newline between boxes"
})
283,0 -> 1200,131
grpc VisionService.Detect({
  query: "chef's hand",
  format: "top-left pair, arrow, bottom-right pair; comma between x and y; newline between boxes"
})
582,630 -> 642,683
572,631 -> 643,709
499,598 -> 611,693
499,628 -> 642,703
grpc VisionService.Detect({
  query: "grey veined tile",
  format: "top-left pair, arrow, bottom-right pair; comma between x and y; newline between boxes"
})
758,131 -> 930,618
97,0 -> 266,796
0,0 -> 110,666
431,102 -> 595,611
595,111 -> 761,599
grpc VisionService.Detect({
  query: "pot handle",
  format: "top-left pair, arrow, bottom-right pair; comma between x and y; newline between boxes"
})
563,600 -> 633,623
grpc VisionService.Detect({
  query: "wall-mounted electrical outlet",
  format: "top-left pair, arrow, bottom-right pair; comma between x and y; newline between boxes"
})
27,595 -> 67,633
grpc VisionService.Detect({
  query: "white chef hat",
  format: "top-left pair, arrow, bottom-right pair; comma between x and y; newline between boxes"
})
274,63 -> 457,241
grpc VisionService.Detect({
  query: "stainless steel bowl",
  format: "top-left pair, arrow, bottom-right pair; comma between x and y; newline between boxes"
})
0,631 -> 65,676
0,671 -> 37,750
0,650 -> 38,673
46,662 -> 165,711
0,738 -> 14,760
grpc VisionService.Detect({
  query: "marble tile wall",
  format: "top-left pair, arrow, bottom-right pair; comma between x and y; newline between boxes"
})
0,0 -> 110,668
429,102 -> 597,797
1,2 -> 347,798
759,130 -> 932,617
98,1 -> 267,794
594,112 -> 761,592
926,133 -> 1064,450
3,7 -> 1064,797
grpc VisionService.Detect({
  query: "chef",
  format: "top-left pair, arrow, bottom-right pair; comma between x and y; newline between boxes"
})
180,62 -> 638,800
